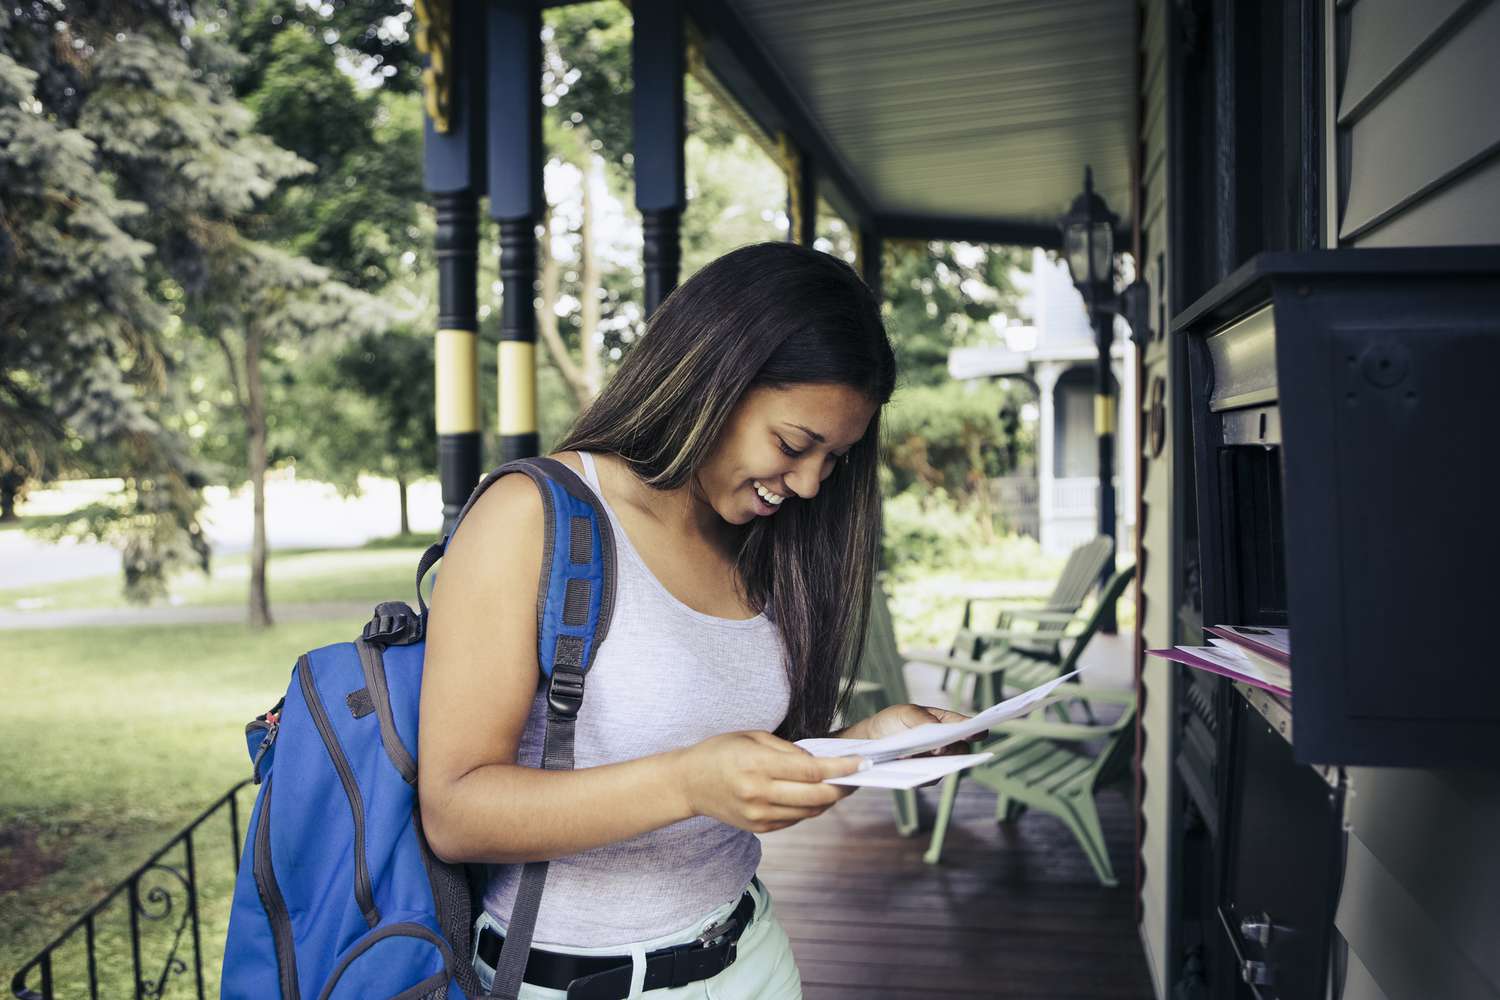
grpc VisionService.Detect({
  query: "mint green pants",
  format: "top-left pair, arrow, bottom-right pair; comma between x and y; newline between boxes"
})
471,876 -> 802,999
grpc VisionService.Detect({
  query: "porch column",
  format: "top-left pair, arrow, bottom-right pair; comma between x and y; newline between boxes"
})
489,0 -> 543,462
1094,311 -> 1117,631
633,0 -> 685,317
856,227 -> 883,301
433,193 -> 481,531
419,0 -> 487,532
777,135 -> 818,246
789,143 -> 817,245
1035,362 -> 1064,555
1114,352 -> 1135,552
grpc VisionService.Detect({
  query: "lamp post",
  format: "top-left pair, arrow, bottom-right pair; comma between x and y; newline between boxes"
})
1060,166 -> 1120,632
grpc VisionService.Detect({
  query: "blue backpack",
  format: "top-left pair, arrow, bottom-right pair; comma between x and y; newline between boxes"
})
221,457 -> 618,999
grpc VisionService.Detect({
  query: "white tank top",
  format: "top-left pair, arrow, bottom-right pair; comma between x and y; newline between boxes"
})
482,451 -> 792,947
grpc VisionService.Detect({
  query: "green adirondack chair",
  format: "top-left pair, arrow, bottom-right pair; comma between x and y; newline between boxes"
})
909,564 -> 1136,712
845,578 -> 922,836
921,684 -> 1137,887
935,535 -> 1116,694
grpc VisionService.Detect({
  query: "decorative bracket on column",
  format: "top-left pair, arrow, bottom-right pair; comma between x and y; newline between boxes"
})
777,133 -> 815,245
413,0 -> 453,133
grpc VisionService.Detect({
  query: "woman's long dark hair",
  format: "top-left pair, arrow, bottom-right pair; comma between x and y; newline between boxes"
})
557,242 -> 896,740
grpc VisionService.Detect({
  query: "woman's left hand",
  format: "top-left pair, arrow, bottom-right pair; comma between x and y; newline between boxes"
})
847,703 -> 977,756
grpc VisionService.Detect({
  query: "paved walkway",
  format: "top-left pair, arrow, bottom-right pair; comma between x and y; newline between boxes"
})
0,600 -> 376,631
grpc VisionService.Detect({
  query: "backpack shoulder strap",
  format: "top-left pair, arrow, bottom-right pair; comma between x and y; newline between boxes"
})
415,457 -> 618,684
411,457 -> 618,1000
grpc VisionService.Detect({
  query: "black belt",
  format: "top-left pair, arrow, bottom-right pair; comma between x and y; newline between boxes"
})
477,889 -> 756,1000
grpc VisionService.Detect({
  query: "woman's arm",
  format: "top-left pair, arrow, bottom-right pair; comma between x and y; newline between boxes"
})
417,471 -> 863,865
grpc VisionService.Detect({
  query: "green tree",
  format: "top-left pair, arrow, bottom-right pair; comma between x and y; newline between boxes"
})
884,240 -> 1030,389
0,10 -> 212,597
289,328 -> 437,536
80,26 -> 389,625
232,19 -> 425,291
228,0 -> 422,97
882,380 -> 1034,540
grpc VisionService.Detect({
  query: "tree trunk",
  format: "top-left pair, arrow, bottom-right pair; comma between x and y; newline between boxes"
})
580,154 -> 603,400
246,324 -> 273,628
397,474 -> 411,537
535,204 -> 592,407
0,473 -> 20,522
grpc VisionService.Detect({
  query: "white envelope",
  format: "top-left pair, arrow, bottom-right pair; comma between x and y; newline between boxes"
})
796,671 -> 1078,765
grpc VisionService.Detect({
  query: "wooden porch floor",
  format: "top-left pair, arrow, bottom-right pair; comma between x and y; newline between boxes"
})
758,634 -> 1153,999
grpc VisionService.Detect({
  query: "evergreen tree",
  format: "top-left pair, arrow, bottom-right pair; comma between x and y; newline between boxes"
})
1,5 -> 388,617
0,9 -> 209,597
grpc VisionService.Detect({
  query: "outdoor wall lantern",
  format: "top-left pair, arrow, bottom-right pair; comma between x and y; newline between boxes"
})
1060,166 -> 1152,344
1060,166 -> 1118,307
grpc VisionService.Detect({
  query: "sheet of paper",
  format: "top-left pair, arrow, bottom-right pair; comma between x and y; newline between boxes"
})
796,671 -> 1077,765
1203,640 -> 1291,686
823,752 -> 995,789
1205,624 -> 1291,663
1146,645 -> 1291,697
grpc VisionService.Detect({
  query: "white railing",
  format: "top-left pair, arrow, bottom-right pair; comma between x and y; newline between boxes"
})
1043,477 -> 1132,556
1052,476 -> 1114,515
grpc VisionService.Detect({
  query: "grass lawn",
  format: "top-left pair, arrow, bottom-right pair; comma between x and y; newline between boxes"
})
1,543 -> 430,614
0,619 -> 375,995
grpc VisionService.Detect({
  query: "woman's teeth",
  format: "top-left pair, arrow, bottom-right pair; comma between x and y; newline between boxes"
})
753,480 -> 784,506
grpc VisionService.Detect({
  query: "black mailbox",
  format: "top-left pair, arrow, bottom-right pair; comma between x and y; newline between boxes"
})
1174,248 -> 1500,767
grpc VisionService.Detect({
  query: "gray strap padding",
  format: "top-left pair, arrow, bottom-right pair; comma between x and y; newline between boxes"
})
488,638 -> 584,997
412,457 -> 614,998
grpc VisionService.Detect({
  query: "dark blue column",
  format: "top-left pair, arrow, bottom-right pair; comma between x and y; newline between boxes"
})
488,0 -> 544,463
421,0 -> 487,534
793,152 -> 817,246
632,0 -> 686,317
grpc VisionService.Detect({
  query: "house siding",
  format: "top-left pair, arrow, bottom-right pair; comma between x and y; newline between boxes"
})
1329,3 -> 1500,998
1335,0 -> 1500,246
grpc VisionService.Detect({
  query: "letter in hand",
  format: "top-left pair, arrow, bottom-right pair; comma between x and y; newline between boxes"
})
857,704 -> 978,756
677,730 -> 869,835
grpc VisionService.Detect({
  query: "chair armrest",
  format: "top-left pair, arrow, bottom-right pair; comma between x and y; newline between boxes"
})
901,648 -> 992,673
1001,608 -> 1076,623
1058,686 -> 1136,707
966,626 -> 1072,644
980,718 -> 1119,742
960,592 -> 1049,624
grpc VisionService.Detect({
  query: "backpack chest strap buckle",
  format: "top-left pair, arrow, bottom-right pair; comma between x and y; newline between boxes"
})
547,667 -> 585,717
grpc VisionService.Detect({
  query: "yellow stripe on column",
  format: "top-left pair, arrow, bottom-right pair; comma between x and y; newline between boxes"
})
1095,394 -> 1118,436
434,329 -> 479,434
499,340 -> 537,435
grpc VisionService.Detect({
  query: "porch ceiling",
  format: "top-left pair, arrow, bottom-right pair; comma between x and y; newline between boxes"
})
717,0 -> 1137,241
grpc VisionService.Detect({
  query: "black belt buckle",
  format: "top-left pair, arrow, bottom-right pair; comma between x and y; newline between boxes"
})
562,913 -> 742,999
694,913 -> 740,951
663,914 -> 740,989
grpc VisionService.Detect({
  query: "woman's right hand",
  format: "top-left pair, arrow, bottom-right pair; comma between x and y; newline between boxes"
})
673,731 -> 867,834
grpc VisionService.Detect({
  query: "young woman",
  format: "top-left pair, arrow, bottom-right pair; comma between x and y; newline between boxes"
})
418,242 -> 968,999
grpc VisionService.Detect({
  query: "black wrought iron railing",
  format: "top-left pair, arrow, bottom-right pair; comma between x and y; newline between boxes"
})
10,779 -> 255,1000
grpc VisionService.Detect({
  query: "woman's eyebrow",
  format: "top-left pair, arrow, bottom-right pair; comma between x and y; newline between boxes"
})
788,423 -> 826,443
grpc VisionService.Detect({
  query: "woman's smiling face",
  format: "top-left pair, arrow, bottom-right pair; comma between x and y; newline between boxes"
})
699,384 -> 878,525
